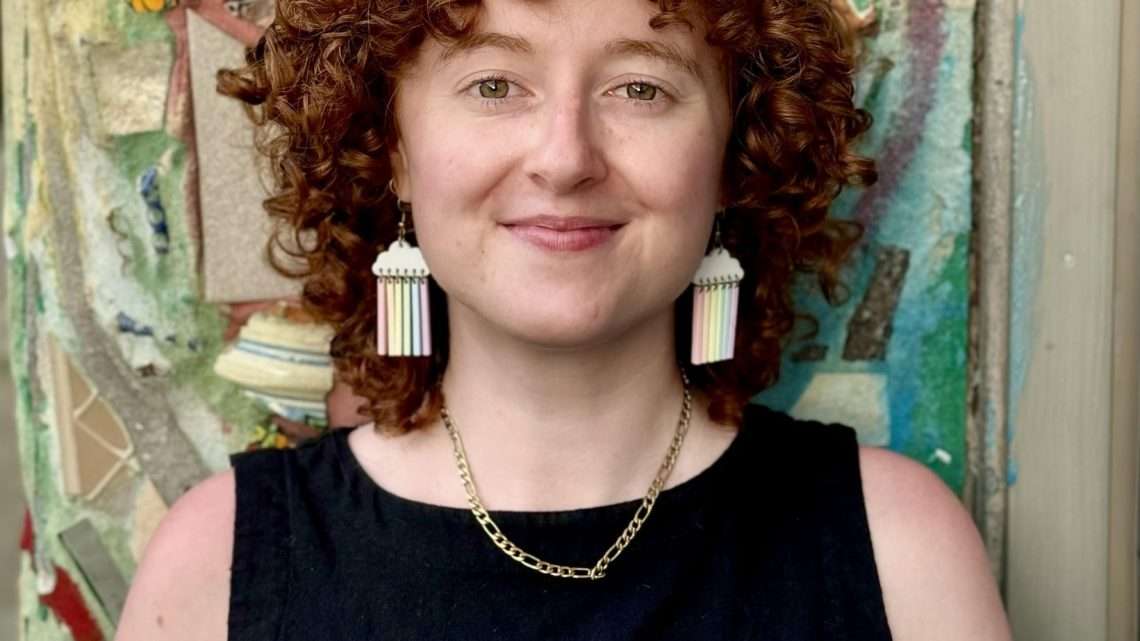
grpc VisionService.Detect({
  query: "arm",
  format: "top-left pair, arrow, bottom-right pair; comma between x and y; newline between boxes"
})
115,469 -> 235,641
859,446 -> 1013,641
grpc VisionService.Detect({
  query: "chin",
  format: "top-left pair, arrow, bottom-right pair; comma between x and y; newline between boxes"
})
499,310 -> 621,350
450,286 -> 636,348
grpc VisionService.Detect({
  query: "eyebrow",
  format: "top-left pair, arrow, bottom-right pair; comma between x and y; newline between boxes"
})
438,32 -> 704,79
604,38 -> 703,79
439,32 -> 535,63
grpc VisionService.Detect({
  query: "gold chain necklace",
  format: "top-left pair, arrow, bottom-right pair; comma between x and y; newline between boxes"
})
439,371 -> 694,580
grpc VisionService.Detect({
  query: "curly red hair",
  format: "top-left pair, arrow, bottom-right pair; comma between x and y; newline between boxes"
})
217,0 -> 876,433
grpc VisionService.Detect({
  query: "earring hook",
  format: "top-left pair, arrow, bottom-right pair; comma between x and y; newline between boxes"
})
388,178 -> 412,245
713,209 -> 726,249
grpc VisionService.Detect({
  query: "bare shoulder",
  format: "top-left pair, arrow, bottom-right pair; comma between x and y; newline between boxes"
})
857,446 -> 1013,641
115,468 -> 235,641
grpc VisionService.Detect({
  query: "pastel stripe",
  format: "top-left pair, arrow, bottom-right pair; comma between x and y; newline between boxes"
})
711,286 -> 721,361
717,286 -> 726,358
697,287 -> 708,364
691,288 -> 700,364
406,280 -> 414,355
406,280 -> 413,356
709,286 -> 720,362
706,286 -> 716,362
420,280 -> 432,356
402,280 -> 412,356
693,287 -> 702,362
726,285 -> 739,359
386,280 -> 397,355
376,278 -> 387,355
397,279 -> 406,356
707,287 -> 715,364
411,278 -> 421,356
697,287 -> 706,362
718,286 -> 729,360
702,287 -> 712,363
717,286 -> 728,360
394,279 -> 403,356
720,285 -> 729,355
392,279 -> 401,356
393,279 -> 401,356
720,284 -> 729,360
396,279 -> 405,356
703,287 -> 712,364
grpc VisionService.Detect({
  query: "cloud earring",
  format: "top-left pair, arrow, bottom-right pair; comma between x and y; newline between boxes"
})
372,185 -> 432,357
690,212 -> 744,365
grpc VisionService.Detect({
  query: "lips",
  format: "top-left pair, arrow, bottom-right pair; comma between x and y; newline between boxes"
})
502,215 -> 625,230
501,216 -> 625,252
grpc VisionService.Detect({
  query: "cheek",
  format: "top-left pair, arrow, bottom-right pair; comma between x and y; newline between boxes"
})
676,127 -> 725,194
615,127 -> 723,222
404,116 -> 518,196
620,132 -> 725,249
634,131 -> 724,281
404,142 -> 494,251
399,125 -> 502,286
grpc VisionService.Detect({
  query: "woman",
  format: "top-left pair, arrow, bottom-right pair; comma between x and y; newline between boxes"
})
117,0 -> 1013,639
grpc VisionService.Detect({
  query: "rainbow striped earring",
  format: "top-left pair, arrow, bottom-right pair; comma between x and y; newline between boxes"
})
372,196 -> 432,357
690,213 -> 744,365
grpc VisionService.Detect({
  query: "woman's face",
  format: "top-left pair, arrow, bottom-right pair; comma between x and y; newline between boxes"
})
390,0 -> 732,350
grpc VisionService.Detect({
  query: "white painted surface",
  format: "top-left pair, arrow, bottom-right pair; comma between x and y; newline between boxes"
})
1006,0 -> 1122,639
1107,0 -> 1140,636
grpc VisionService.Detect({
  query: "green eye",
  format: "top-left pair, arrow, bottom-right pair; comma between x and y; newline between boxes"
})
478,78 -> 510,99
625,82 -> 657,101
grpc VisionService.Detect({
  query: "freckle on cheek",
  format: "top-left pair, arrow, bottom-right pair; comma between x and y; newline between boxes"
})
157,614 -> 164,628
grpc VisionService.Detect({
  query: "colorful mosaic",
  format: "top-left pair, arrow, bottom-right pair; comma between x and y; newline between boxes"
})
757,0 -> 976,494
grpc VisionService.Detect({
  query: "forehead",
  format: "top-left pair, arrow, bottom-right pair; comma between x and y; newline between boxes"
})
427,0 -> 720,73
470,0 -> 681,34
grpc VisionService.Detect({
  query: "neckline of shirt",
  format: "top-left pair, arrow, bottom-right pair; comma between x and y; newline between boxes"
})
329,403 -> 768,530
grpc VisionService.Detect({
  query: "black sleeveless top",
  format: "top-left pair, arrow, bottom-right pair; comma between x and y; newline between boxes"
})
227,403 -> 894,640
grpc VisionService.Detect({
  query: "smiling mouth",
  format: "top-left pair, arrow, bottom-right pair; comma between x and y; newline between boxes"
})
502,223 -> 625,252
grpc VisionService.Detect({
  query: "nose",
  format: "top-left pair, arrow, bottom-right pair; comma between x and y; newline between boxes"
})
522,98 -> 608,194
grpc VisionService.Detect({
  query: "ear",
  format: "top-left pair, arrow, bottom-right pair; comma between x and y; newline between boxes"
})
388,138 -> 412,201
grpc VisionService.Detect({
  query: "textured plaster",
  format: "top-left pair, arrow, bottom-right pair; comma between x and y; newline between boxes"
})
962,0 -> 1018,582
843,246 -> 911,361
5,2 -> 270,637
790,372 -> 891,445
757,0 -> 977,494
188,9 -> 297,302
89,41 -> 172,137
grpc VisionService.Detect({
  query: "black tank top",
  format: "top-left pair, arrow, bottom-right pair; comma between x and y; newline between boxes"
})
227,403 -> 894,640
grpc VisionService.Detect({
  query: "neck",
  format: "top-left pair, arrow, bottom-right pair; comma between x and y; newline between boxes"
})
434,301 -> 696,511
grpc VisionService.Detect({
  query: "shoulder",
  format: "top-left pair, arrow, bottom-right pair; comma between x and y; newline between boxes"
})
115,468 -> 235,641
857,445 -> 1013,641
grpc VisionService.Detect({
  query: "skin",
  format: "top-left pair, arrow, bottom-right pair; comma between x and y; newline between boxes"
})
115,1 -> 1014,638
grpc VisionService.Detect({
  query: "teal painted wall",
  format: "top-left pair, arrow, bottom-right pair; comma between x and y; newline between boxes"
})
758,0 -> 975,495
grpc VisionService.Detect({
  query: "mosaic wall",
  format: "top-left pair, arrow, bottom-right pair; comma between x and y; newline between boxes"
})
758,0 -> 976,494
1,0 -> 975,637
